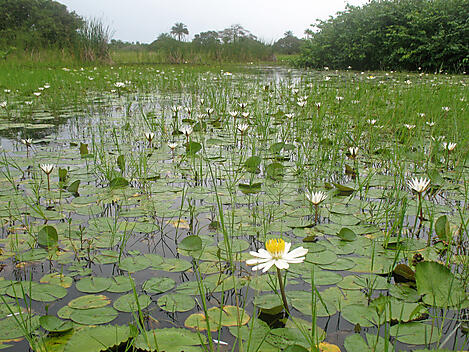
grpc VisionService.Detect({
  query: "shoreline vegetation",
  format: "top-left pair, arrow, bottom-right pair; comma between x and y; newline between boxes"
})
1,0 -> 467,72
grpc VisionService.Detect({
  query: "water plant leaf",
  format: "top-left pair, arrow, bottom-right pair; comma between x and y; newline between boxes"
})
37,225 -> 58,248
344,333 -> 394,352
0,315 -> 40,340
67,180 -> 80,195
39,315 -> 73,332
179,235 -> 202,251
75,277 -> 112,293
134,328 -> 205,351
244,156 -> 261,173
40,273 -> 73,288
68,294 -> 110,309
113,293 -> 151,312
118,255 -> 151,272
142,277 -> 176,294
109,177 -> 129,189
266,162 -> 284,180
253,294 -> 283,315
186,141 -> 202,155
69,306 -> 118,325
415,261 -> 468,307
157,293 -> 195,312
107,276 -> 133,293
79,143 -> 89,157
389,322 -> 441,344
337,227 -> 357,242
64,325 -> 134,352
238,182 -> 262,194
184,306 -> 250,331
435,215 -> 451,243
332,183 -> 355,195
117,155 -> 125,172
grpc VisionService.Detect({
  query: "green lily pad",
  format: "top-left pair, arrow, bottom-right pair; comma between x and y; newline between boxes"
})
390,322 -> 441,344
64,325 -> 134,352
68,294 -> 111,309
113,293 -> 151,312
142,277 -> 176,294
70,306 -> 118,325
75,277 -> 112,293
39,315 -> 73,332
107,276 -> 133,293
0,315 -> 40,340
119,256 -> 151,272
157,293 -> 195,312
135,328 -> 205,351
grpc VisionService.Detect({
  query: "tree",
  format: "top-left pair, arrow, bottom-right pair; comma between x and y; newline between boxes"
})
273,31 -> 303,54
170,22 -> 189,41
0,0 -> 83,49
218,24 -> 256,44
192,31 -> 220,47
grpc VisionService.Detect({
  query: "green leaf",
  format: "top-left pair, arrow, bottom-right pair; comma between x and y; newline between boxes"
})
179,235 -> 202,251
113,293 -> 151,312
109,177 -> 129,189
390,322 -> 441,345
186,141 -> 202,155
39,315 -> 73,332
435,215 -> 451,243
68,294 -> 111,309
37,225 -> 58,248
117,154 -> 125,172
134,328 -> 205,351
75,277 -> 112,293
266,162 -> 284,180
157,293 -> 195,312
415,261 -> 468,307
79,143 -> 89,156
67,180 -> 80,195
69,306 -> 118,325
64,325 -> 134,352
142,277 -> 175,294
337,227 -> 357,241
244,156 -> 261,173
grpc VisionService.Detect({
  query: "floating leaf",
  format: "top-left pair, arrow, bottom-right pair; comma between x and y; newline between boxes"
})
157,293 -> 195,312
64,325 -> 134,352
76,277 -> 112,293
69,306 -> 118,325
179,235 -> 202,251
185,306 -> 250,331
134,328 -> 205,352
37,225 -> 58,248
142,277 -> 175,294
435,215 -> 451,243
113,293 -> 151,312
186,141 -> 202,155
337,227 -> 357,242
244,156 -> 261,173
109,177 -> 129,189
39,315 -> 73,333
390,322 -> 441,344
68,294 -> 110,309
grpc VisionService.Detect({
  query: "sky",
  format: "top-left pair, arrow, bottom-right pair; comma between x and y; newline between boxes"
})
57,0 -> 370,44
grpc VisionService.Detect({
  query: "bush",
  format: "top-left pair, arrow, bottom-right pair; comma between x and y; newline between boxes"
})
298,0 -> 469,72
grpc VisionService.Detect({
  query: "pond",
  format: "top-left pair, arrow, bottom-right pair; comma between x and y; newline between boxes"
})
0,64 -> 468,351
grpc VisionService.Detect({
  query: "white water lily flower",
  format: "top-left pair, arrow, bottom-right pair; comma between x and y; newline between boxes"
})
367,119 -> 377,125
404,124 -> 416,130
229,111 -> 239,118
408,177 -> 430,193
306,191 -> 327,205
442,142 -> 456,151
168,142 -> 178,150
144,132 -> 155,142
0,101 -> 6,108
237,123 -> 249,133
246,238 -> 308,272
40,164 -> 54,175
179,125 -> 193,136
114,82 -> 125,88
348,147 -> 359,158
21,138 -> 32,146
441,106 -> 450,112
426,121 -> 435,127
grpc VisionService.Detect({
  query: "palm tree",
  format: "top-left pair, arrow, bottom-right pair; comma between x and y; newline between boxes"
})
170,23 -> 189,42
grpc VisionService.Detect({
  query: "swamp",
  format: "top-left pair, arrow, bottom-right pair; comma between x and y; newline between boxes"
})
0,64 -> 467,351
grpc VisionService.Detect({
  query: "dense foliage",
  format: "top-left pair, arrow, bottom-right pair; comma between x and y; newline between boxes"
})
0,0 -> 82,49
298,0 -> 469,72
0,0 -> 111,62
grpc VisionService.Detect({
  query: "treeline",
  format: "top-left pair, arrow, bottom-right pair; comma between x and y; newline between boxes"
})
110,26 -> 303,64
297,0 -> 469,72
0,0 -> 112,62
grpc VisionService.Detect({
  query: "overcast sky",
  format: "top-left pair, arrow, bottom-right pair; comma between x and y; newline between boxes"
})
57,0 -> 370,43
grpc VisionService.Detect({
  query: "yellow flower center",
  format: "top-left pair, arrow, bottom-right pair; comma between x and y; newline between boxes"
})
266,238 -> 285,258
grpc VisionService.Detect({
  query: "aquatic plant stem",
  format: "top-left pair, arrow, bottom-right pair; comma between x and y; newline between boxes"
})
277,267 -> 290,316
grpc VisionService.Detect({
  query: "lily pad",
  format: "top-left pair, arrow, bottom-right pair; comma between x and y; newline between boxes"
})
113,293 -> 151,312
157,293 -> 195,312
70,306 -> 118,325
